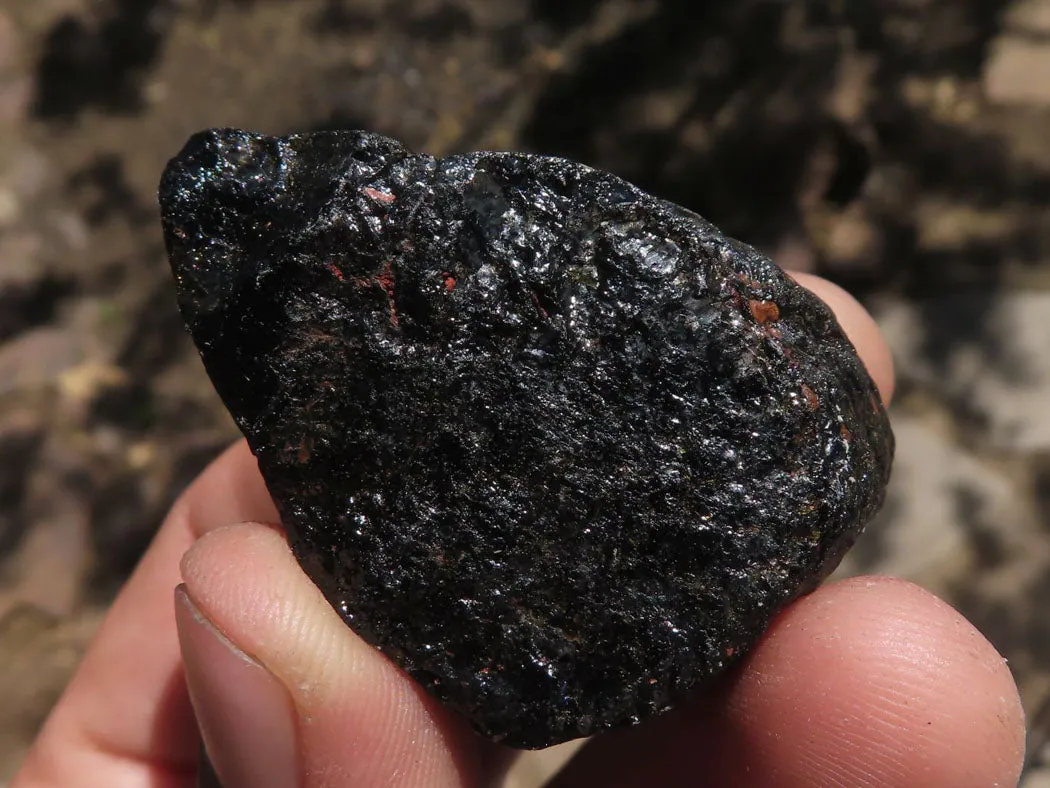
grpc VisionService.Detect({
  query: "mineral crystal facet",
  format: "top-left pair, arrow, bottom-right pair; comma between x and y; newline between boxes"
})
160,129 -> 894,748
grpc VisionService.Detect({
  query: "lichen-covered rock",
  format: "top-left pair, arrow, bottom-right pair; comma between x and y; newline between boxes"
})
159,128 -> 893,748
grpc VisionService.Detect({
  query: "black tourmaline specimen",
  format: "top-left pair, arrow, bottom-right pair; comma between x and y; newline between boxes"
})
160,129 -> 893,748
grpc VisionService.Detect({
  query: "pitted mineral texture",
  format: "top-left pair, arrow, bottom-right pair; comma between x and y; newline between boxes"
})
159,128 -> 894,748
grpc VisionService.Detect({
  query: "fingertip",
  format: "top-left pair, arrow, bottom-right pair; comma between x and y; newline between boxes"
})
728,576 -> 1026,788
552,577 -> 1024,788
789,272 -> 896,406
181,522 -> 489,788
175,583 -> 299,788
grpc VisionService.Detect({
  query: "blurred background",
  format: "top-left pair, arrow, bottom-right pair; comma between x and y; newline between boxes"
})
1,0 -> 1049,784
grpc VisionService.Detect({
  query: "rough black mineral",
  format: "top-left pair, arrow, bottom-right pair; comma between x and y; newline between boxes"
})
160,129 -> 893,748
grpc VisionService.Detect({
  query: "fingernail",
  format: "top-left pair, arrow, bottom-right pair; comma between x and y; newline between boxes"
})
175,585 -> 299,788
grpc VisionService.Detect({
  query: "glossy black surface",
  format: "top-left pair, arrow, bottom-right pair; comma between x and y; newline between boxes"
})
160,129 -> 893,748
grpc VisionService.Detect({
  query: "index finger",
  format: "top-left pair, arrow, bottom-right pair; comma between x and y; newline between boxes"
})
791,272 -> 895,405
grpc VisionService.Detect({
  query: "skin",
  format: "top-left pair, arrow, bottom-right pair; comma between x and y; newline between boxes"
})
13,274 -> 1024,787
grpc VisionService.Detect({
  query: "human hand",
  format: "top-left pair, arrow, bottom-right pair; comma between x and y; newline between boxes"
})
13,274 -> 1025,787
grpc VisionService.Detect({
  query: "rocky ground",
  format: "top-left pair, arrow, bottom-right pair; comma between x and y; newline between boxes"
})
1,0 -> 1050,784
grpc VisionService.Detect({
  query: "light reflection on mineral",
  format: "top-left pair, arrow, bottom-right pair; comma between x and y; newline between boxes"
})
160,127 -> 893,750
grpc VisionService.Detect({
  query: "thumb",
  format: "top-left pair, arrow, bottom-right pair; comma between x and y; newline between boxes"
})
175,522 -> 493,788
175,581 -> 297,788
